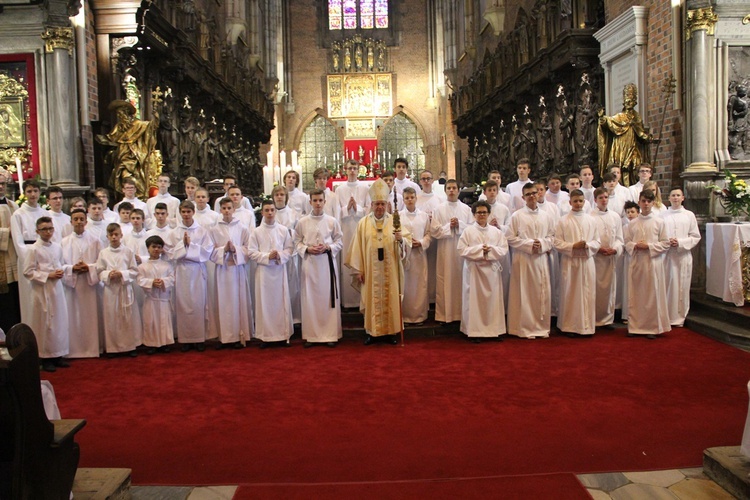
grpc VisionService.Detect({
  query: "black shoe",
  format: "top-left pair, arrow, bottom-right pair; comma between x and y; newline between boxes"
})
364,335 -> 374,345
128,350 -> 138,357
646,334 -> 656,340
196,343 -> 206,352
304,341 -> 314,348
233,342 -> 244,349
496,336 -> 504,342
180,343 -> 192,352
160,346 -> 171,353
215,343 -> 225,350
259,342 -> 268,349
565,332 -> 577,338
106,352 -> 117,359
626,333 -> 636,338
326,342 -> 337,348
54,358 -> 71,368
389,335 -> 399,345
283,340 -> 292,348
146,348 -> 157,355
471,338 -> 482,343
41,361 -> 57,372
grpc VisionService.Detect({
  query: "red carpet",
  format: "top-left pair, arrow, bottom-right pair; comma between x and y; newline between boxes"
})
233,474 -> 589,499
43,328 -> 748,487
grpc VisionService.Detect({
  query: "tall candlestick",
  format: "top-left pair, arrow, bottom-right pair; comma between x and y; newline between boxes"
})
266,148 -> 273,169
291,150 -> 298,169
273,166 -> 281,185
15,157 -> 23,195
279,151 -> 286,178
263,165 -> 273,194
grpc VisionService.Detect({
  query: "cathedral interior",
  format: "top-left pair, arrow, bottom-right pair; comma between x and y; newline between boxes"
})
1,1 -> 750,498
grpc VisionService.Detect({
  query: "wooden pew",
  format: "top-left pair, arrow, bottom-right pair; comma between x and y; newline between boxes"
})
0,323 -> 86,499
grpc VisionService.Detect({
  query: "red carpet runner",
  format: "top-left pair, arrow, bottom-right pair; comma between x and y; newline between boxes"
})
44,328 -> 748,487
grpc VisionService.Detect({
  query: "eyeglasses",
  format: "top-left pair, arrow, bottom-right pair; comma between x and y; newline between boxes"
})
420,177 -> 432,181
37,227 -> 54,232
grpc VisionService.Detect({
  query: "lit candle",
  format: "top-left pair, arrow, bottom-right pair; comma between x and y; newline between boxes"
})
273,166 -> 281,185
266,148 -> 273,171
15,157 -> 23,194
324,155 -> 327,166
279,150 -> 286,177
291,150 -> 298,169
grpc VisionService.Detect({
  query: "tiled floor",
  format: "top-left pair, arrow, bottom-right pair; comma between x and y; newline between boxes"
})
130,469 -> 735,499
579,468 -> 735,499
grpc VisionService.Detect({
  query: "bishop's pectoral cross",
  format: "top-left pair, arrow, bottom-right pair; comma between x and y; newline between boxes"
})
152,86 -> 164,106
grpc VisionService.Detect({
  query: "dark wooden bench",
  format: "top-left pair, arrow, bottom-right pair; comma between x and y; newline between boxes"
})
0,323 -> 86,499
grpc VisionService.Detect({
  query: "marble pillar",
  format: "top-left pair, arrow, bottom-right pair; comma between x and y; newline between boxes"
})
41,26 -> 81,186
685,7 -> 718,172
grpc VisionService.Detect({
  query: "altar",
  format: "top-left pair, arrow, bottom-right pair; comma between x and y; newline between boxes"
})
706,223 -> 750,306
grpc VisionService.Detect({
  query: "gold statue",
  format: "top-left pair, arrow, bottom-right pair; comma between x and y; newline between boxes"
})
97,99 -> 161,200
597,83 -> 652,185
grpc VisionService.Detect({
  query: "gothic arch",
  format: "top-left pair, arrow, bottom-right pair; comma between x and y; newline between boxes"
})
377,108 -> 427,171
294,111 -> 344,188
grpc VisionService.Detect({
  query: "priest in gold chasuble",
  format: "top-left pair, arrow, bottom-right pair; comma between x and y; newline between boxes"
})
346,179 -> 411,342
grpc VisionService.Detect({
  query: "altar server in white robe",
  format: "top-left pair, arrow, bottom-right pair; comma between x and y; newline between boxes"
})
336,159 -> 370,308
0,169 -> 20,333
627,164 -> 652,205
248,199 -> 295,345
209,198 -> 253,348
624,189 -> 671,338
213,174 -> 252,212
114,178 -> 150,224
284,170 -> 309,217
663,187 -> 701,327
295,189 -> 344,346
11,181 -> 48,324
606,164 -> 633,204
505,159 -> 533,212
507,183 -> 555,338
306,167 -> 341,219
484,180 -> 512,311
416,171 -> 442,303
47,187 -> 71,242
431,179 -> 473,323
137,235 -> 175,353
167,201 -> 214,351
23,216 -> 69,371
393,158 -> 421,195
458,201 -> 508,341
619,201 -> 640,322
601,173 -> 626,218
146,174 -> 181,227
591,188 -> 624,328
96,223 -> 142,355
535,180 -> 561,317
62,209 -> 102,358
86,199 -> 110,245
553,190 -> 600,336
193,188 -> 220,228
400,187 -> 431,324
478,170 -> 512,211
94,188 -> 119,223
273,185 -> 302,325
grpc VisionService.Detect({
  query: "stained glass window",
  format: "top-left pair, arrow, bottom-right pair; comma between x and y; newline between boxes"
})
299,115 -> 342,189
379,113 -> 424,171
329,0 -> 342,30
329,0 -> 388,30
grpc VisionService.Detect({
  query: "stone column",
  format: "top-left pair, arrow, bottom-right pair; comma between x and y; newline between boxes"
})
685,7 -> 718,172
41,26 -> 81,185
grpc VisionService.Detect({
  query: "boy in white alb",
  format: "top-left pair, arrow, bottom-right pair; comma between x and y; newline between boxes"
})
591,188 -> 624,328
393,158 -> 421,195
507,183 -> 555,338
167,201 -> 214,352
123,208 -> 149,264
430,179 -> 473,323
619,201 -> 640,322
212,174 -> 252,212
86,198 -> 109,245
227,186 -> 256,229
23,216 -> 69,371
458,200 -> 508,341
116,202 -> 134,237
295,189 -> 344,346
627,164 -> 652,203
146,174 -> 181,227
284,170 -> 309,217
400,187 -> 431,324
662,187 -> 701,327
210,198 -> 253,349
248,200 -> 295,346
95,188 -> 118,223
184,176 -> 200,203
479,170 -> 512,211
46,186 -> 71,242
607,164 -> 632,203
336,159 -> 370,308
484,180 -> 512,310
62,209 -> 102,358
558,174 -> 592,216
624,190 -> 671,338
545,173 -> 567,206
113,178 -> 150,223
553,190 -> 600,336
138,235 -> 175,354
505,159 -> 533,212
579,165 -> 596,206
96,223 -> 142,356
273,185 -> 302,325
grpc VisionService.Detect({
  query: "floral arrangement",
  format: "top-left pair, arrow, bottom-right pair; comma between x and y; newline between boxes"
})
708,169 -> 750,218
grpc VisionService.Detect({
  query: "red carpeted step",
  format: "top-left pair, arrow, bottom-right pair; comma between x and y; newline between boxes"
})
233,474 -> 589,499
45,328 -> 749,486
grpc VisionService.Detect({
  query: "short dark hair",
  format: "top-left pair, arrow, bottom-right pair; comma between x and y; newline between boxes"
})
483,180 -> 499,191
145,235 -> 165,248
130,208 -> 145,219
106,222 -> 121,234
261,199 -> 275,209
309,188 -> 326,199
179,200 -> 195,212
569,189 -> 585,199
223,174 -> 237,182
472,200 -> 492,214
522,182 -> 536,193
602,173 -> 616,183
547,173 -> 562,183
46,186 -> 63,197
24,180 -> 41,191
117,202 -> 133,213
393,157 -> 409,167
122,178 -> 136,187
639,189 -> 656,202
70,208 -> 87,217
594,187 -> 608,198
219,197 -> 233,207
624,201 -> 640,211
87,198 -> 103,207
154,202 -> 168,211
36,216 -> 52,227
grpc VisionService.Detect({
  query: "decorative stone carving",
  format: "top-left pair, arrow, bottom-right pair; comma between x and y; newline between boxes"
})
686,7 -> 718,40
727,83 -> 750,160
41,27 -> 75,56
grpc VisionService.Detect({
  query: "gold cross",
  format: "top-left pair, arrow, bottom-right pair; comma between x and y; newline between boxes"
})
152,86 -> 164,105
